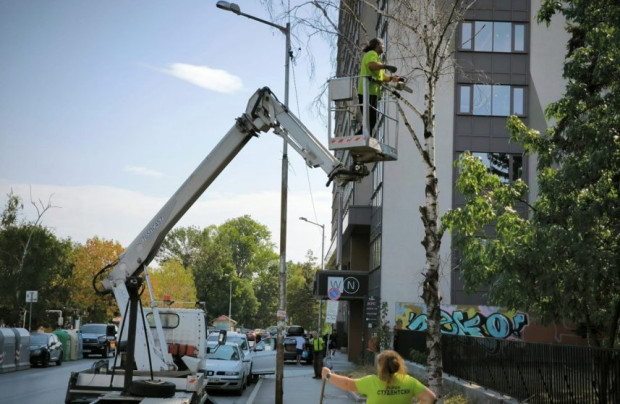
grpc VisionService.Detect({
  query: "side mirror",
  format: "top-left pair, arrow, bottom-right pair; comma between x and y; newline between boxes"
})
218,330 -> 227,345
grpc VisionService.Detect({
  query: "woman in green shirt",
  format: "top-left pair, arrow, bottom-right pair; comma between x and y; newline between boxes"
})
322,350 -> 436,404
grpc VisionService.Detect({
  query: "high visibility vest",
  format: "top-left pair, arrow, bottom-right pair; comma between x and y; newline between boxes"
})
313,338 -> 324,352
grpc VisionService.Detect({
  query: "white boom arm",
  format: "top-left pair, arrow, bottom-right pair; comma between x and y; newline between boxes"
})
98,87 -> 367,371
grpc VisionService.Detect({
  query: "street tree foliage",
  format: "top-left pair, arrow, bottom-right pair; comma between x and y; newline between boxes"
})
286,251 -> 319,331
70,237 -> 123,324
0,191 -> 73,330
443,0 -> 620,348
148,258 -> 198,308
261,0 -> 474,395
157,216 -> 278,328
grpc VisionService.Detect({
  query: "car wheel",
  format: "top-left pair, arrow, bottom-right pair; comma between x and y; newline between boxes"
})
102,345 -> 109,358
42,353 -> 50,368
56,350 -> 63,366
247,367 -> 253,385
129,379 -> 176,398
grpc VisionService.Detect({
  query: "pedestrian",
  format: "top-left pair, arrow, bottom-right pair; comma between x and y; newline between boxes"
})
311,331 -> 325,379
321,350 -> 436,404
357,37 -> 401,137
295,334 -> 305,366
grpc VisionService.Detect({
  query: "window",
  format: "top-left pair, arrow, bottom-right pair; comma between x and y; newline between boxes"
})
471,152 -> 523,183
460,21 -> 526,53
146,312 -> 180,328
459,84 -> 526,116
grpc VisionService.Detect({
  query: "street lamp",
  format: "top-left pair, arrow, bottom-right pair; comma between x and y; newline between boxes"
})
299,216 -> 325,337
216,4 -> 291,402
299,217 -> 325,271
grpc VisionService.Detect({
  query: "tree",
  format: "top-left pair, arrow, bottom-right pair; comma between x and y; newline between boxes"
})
148,258 -> 198,307
286,252 -> 319,331
0,191 -> 73,329
157,216 -> 279,327
70,237 -> 123,324
444,0 -> 620,349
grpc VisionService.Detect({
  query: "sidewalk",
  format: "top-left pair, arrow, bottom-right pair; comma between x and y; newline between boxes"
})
249,350 -> 362,404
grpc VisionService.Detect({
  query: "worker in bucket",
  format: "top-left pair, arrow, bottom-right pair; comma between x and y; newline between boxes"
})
357,37 -> 401,136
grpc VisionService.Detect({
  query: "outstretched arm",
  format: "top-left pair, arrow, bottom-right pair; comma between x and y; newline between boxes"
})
321,367 -> 358,392
416,386 -> 437,404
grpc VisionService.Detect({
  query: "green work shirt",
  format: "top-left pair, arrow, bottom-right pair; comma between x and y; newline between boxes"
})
358,50 -> 384,97
354,373 -> 426,404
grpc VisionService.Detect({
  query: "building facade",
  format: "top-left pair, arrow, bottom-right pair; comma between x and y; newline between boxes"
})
324,0 -> 569,360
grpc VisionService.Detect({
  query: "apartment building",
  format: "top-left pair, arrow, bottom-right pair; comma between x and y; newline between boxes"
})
322,0 -> 569,360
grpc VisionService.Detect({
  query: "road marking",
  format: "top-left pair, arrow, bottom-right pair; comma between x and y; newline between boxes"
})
246,376 -> 263,404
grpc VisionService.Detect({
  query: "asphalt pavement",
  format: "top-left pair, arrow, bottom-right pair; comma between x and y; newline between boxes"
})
248,350 -> 362,404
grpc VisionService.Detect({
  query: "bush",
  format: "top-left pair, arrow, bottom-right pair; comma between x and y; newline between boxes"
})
409,348 -> 428,364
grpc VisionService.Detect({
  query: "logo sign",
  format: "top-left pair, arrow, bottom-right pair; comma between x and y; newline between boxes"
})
315,271 -> 368,300
328,287 -> 341,301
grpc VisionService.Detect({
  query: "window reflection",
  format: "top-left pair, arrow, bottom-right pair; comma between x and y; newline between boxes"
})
461,21 -> 526,53
472,152 -> 523,183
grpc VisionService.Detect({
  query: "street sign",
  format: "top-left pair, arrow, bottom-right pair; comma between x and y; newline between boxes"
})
277,310 -> 286,320
25,290 -> 38,303
326,300 -> 339,323
365,296 -> 380,323
328,286 -> 341,301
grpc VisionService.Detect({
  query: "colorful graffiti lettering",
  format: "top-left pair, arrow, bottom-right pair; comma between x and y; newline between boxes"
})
396,303 -> 529,340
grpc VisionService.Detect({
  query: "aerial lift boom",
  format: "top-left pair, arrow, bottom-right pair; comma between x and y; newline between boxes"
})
95,87 -> 370,377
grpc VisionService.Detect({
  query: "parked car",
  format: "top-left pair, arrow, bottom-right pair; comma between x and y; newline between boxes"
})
283,334 -> 312,364
206,331 -> 276,380
80,323 -> 117,358
200,342 -> 250,395
267,326 -> 277,336
29,332 -> 63,367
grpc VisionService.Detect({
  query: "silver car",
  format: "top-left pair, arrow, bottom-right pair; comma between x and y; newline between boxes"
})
200,342 -> 250,395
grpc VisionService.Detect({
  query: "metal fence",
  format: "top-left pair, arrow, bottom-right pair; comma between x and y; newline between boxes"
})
394,330 -> 620,403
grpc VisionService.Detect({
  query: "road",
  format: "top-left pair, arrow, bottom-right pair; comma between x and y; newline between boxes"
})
0,357 -> 302,404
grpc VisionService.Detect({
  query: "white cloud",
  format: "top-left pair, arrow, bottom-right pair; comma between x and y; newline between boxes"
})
124,166 -> 165,177
0,180 -> 331,264
163,63 -> 243,94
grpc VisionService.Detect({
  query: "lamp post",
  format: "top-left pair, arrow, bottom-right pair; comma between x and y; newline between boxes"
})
299,217 -> 325,336
216,3 -> 291,402
299,217 -> 325,271
228,277 -> 232,329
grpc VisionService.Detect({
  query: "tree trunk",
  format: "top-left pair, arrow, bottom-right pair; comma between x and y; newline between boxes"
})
421,88 -> 444,399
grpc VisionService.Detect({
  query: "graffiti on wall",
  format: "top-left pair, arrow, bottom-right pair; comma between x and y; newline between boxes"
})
395,303 -> 529,340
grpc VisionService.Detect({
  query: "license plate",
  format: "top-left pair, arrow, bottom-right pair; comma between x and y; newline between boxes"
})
208,377 -> 221,383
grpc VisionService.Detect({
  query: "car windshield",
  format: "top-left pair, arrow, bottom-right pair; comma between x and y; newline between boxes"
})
30,334 -> 48,344
207,345 -> 239,361
227,335 -> 247,350
81,324 -> 106,334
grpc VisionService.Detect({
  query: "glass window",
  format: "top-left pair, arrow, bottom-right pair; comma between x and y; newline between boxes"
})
474,21 -> 493,51
514,25 -> 525,51
460,85 -> 525,116
492,85 -> 510,116
513,88 -> 524,115
147,312 -> 180,328
494,23 -> 512,52
472,152 -> 523,183
462,21 -> 527,53
459,86 -> 471,113
473,85 -> 492,115
461,22 -> 473,50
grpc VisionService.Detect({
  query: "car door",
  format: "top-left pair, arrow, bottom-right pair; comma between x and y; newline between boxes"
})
49,334 -> 61,361
250,338 -> 276,375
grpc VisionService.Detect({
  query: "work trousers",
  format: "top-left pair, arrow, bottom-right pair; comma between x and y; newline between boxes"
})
313,350 -> 324,377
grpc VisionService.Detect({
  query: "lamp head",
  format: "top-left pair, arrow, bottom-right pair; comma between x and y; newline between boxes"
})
216,1 -> 241,14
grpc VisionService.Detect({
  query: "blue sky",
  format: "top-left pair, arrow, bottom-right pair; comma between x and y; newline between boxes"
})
0,1 -> 335,264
